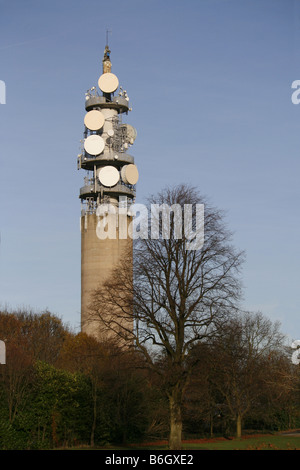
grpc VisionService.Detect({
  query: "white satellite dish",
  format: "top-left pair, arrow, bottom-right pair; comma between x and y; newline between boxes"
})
107,129 -> 114,137
98,73 -> 119,93
121,164 -> 139,185
84,135 -> 105,155
122,124 -> 137,144
98,165 -> 120,187
84,110 -> 105,131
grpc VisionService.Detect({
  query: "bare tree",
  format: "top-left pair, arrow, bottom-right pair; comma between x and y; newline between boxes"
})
209,311 -> 287,438
88,184 -> 245,449
0,312 -> 34,423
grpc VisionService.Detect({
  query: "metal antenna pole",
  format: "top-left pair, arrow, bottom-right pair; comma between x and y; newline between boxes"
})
106,28 -> 112,46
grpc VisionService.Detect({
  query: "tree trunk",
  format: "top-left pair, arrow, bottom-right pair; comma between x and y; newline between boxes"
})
168,387 -> 183,450
210,410 -> 214,438
51,411 -> 59,447
236,413 -> 242,438
90,381 -> 97,447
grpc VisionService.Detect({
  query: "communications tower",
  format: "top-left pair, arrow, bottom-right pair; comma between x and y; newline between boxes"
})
78,44 -> 138,339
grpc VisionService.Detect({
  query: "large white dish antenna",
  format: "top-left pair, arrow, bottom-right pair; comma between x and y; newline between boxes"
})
121,164 -> 139,185
98,165 -> 120,187
84,135 -> 105,155
98,73 -> 119,93
124,124 -> 137,144
84,110 -> 105,131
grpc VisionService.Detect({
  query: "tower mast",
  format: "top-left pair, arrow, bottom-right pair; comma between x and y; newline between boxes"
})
78,45 -> 138,340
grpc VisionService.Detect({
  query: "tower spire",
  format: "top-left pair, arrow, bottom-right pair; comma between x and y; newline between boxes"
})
103,30 -> 112,74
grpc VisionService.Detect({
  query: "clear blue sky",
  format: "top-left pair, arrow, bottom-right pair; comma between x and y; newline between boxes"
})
0,0 -> 299,340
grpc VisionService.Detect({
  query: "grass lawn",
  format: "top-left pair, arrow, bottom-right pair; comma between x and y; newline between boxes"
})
179,434 -> 300,450
86,433 -> 300,451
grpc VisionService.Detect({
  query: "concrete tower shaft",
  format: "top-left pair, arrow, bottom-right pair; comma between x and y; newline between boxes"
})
78,45 -> 138,341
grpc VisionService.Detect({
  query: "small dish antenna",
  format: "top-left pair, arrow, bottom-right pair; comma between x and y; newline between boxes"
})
98,165 -> 120,187
122,124 -> 137,144
84,135 -> 105,155
98,73 -> 119,93
121,164 -> 139,185
84,110 -> 105,131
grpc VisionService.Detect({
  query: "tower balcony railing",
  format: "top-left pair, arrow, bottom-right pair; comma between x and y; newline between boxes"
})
85,94 -> 129,113
78,151 -> 134,170
79,180 -> 136,199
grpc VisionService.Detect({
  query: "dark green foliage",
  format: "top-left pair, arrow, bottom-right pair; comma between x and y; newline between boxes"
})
0,309 -> 299,449
105,372 -> 150,443
30,361 -> 92,447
